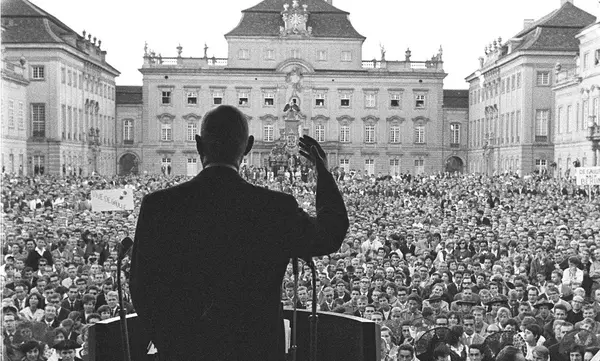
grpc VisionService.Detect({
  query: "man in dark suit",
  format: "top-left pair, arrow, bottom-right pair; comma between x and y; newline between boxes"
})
131,105 -> 349,361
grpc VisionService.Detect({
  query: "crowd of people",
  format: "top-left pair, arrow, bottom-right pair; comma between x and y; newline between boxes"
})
1,165 -> 600,361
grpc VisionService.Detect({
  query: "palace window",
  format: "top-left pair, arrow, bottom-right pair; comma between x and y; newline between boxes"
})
340,94 -> 351,108
238,91 -> 249,106
390,159 -> 400,176
414,125 -> 425,144
32,66 -> 45,80
315,92 -> 325,107
535,109 -> 549,141
17,102 -> 24,130
450,123 -> 460,144
31,104 -> 46,137
390,93 -> 401,108
263,124 -> 274,142
124,120 -> 133,143
238,49 -> 250,60
265,49 -> 275,60
365,159 -> 374,176
365,93 -> 376,108
414,159 -> 425,175
186,92 -> 198,105
317,50 -> 327,61
213,90 -> 223,105
263,92 -> 275,106
8,100 -> 14,128
161,91 -> 171,105
340,125 -> 350,143
341,51 -> 352,62
339,158 -> 350,172
536,71 -> 550,86
160,123 -> 172,141
186,122 -> 197,142
389,125 -> 400,143
415,94 -> 426,109
364,124 -> 375,143
315,124 -> 325,142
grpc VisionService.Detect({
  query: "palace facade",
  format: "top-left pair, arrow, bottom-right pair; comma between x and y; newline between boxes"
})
1,0 -> 119,176
116,0 -> 468,176
553,18 -> 600,172
465,0 -> 595,175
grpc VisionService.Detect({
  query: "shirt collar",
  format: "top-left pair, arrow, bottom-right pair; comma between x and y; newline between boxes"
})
204,163 -> 238,172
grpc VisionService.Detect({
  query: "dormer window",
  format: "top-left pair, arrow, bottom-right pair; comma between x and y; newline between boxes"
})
238,49 -> 250,60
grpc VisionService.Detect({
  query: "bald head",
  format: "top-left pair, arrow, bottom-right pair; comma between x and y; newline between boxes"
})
196,105 -> 253,166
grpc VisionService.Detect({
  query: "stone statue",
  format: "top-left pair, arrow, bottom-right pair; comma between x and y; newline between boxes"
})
380,44 -> 386,61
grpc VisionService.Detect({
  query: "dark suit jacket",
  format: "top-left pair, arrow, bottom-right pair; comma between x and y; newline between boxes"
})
131,166 -> 348,361
55,307 -> 70,324
61,299 -> 83,312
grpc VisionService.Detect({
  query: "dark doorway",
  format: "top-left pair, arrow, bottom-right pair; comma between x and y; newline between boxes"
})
445,156 -> 464,173
119,153 -> 138,175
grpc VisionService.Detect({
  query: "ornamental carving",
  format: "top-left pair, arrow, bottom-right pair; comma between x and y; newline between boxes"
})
157,113 -> 175,123
386,116 -> 406,123
361,115 -> 380,123
280,0 -> 312,37
182,113 -> 202,121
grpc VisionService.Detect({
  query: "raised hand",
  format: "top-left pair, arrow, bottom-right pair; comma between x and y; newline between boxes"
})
298,135 -> 328,172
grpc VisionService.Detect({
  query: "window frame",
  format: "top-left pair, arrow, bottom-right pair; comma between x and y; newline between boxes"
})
415,94 -> 426,109
124,119 -> 134,143
161,90 -> 172,105
186,122 -> 197,142
389,124 -> 400,144
263,124 -> 274,142
31,103 -> 46,138
31,65 -> 45,81
450,123 -> 460,144
341,51 -> 352,62
414,124 -> 425,144
340,124 -> 350,143
186,91 -> 198,105
364,124 -> 375,143
536,71 -> 550,86
160,123 -> 173,142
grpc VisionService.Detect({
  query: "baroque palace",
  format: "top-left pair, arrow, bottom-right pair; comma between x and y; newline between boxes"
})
2,0 -> 599,176
116,0 -> 468,177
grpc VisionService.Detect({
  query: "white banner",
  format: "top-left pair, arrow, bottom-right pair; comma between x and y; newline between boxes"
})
574,166 -> 600,186
91,189 -> 134,212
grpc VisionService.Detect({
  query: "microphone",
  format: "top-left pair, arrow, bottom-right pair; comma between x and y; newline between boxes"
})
118,237 -> 133,260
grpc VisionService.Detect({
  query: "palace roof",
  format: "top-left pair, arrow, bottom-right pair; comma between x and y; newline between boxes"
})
225,0 -> 365,40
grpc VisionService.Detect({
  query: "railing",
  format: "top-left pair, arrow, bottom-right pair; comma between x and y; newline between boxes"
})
361,60 -> 444,72
143,56 -> 228,68
555,68 -> 578,84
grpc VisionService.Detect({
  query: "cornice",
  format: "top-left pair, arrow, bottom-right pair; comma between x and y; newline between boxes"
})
259,114 -> 278,121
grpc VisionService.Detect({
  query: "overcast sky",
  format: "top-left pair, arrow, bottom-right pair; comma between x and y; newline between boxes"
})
32,0 -> 599,89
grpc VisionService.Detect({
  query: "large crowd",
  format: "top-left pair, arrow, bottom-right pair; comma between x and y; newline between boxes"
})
1,165 -> 600,361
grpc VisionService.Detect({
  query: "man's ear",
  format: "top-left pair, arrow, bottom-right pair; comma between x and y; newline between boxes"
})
195,135 -> 203,157
244,135 -> 254,156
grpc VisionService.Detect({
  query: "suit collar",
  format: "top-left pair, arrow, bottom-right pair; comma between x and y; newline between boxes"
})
191,165 -> 242,182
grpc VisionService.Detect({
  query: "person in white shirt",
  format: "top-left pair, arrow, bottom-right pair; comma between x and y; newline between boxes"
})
361,235 -> 383,255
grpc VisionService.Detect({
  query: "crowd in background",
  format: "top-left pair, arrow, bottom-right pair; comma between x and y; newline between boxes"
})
1,165 -> 600,361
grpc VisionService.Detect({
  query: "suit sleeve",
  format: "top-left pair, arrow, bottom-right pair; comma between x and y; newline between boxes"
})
281,169 -> 349,258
